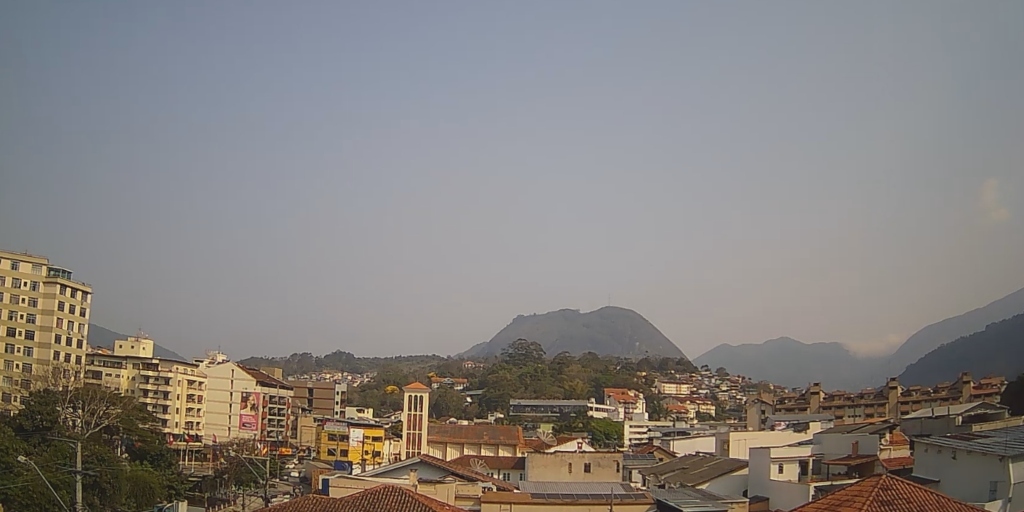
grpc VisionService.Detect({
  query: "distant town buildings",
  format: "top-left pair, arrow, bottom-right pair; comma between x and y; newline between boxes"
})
197,354 -> 294,448
85,335 -> 207,442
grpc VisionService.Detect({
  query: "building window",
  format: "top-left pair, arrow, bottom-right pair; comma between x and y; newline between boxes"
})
1,392 -> 11,404
56,318 -> 63,329
29,281 -> 39,292
3,360 -> 13,371
64,353 -> 71,364
31,264 -> 42,275
57,301 -> 66,312
23,347 -> 32,358
327,448 -> 337,457
1,376 -> 11,387
0,291 -> 3,302
778,464 -> 785,475
53,334 -> 61,344
75,355 -> 82,365
8,296 -> 17,306
76,339 -> 83,350
584,463 -> 592,474
11,278 -> 21,288
82,292 -> 89,302
0,277 -> 4,286
65,338 -> 71,347
615,461 -> 621,473
568,463 -> 573,474
68,305 -> 76,315
519,473 -> 524,481
27,297 -> 38,308
4,328 -> 14,338
24,331 -> 34,341
70,289 -> 77,299
3,344 -> 13,354
25,314 -> 36,325
79,308 -> 87,318
53,351 -> 61,361
502,472 -> 510,481
9,261 -> 19,271
5,311 -> 14,322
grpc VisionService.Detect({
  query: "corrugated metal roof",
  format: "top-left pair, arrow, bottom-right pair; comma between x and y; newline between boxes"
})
652,487 -> 738,512
916,424 -> 1024,457
622,453 -> 659,468
901,402 -> 1006,419
509,399 -> 590,406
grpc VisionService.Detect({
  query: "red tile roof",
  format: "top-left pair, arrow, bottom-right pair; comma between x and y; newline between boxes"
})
404,382 -> 431,391
428,424 -> 523,446
449,455 -> 525,471
416,455 -> 518,492
790,474 -> 984,512
888,431 -> 910,447
635,444 -> 677,457
264,485 -> 469,512
524,435 -> 586,452
879,456 -> 914,470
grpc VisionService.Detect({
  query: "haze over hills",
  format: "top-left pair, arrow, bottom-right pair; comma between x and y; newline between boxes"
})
694,285 -> 1024,390
899,313 -> 1024,386
460,306 -> 686,360
88,324 -> 187,361
693,337 -> 877,391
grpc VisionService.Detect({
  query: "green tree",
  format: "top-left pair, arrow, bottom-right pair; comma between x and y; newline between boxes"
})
430,387 -> 466,419
502,339 -> 546,368
587,418 -> 624,449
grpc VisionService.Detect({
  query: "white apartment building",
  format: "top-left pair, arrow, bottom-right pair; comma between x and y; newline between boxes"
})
748,444 -> 860,511
1,250 -> 92,414
624,420 -> 673,447
716,423 -> 824,460
912,425 -> 1024,511
84,335 -> 207,440
198,355 -> 293,448
656,380 -> 693,396
604,388 -> 648,421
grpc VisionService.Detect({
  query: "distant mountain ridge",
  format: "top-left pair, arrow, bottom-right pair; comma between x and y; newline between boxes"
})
694,285 -> 1024,390
694,337 -> 877,390
899,313 -> 1024,386
460,306 -> 686,360
88,324 -> 187,361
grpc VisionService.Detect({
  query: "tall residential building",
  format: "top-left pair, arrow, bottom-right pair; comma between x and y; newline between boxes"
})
0,250 -> 93,415
288,379 -> 346,418
84,335 -> 207,441
401,382 -> 430,460
198,354 -> 294,450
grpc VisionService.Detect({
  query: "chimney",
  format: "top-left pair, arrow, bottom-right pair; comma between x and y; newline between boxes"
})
851,441 -> 859,457
886,377 -> 900,420
959,372 -> 973,405
409,468 -> 419,488
809,383 -> 822,413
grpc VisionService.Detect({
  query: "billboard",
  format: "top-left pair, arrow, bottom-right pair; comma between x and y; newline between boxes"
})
239,391 -> 261,432
349,428 -> 364,449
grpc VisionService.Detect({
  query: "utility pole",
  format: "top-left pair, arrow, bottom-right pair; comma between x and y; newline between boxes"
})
74,440 -> 83,512
264,455 -> 271,507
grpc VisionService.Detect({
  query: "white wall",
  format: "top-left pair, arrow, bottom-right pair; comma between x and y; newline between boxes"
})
813,433 -> 880,460
661,435 -> 717,456
914,442 -> 1019,510
717,431 -> 815,460
698,469 -> 749,497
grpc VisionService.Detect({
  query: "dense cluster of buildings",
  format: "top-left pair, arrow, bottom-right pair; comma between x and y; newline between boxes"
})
6,248 -> 1024,511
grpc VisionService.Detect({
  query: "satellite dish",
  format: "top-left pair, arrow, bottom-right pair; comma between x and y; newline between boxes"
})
470,458 -> 490,474
538,431 -> 557,446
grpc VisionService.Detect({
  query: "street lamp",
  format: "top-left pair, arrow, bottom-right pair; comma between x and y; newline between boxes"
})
17,455 -> 71,512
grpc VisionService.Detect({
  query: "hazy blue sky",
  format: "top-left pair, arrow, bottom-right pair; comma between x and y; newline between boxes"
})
2,2 -> 1022,360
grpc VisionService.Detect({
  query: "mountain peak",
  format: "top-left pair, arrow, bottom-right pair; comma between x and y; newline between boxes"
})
460,307 -> 686,360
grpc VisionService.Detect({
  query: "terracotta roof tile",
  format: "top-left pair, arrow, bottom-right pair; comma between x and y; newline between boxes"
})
880,456 -> 914,470
264,485 -> 469,512
790,474 -> 984,512
888,432 -> 910,447
404,382 -> 431,391
417,455 -> 519,492
428,424 -> 523,446
449,455 -> 525,471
